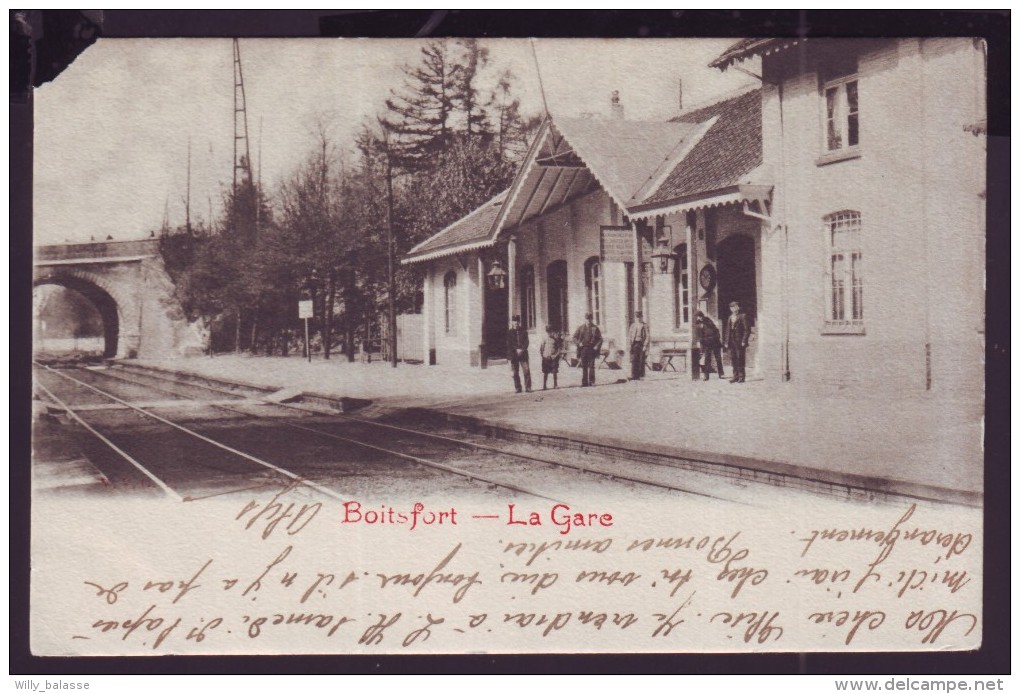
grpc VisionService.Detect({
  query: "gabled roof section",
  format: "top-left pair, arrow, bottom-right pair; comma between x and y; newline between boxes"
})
709,38 -> 803,70
404,86 -> 767,265
402,190 -> 508,264
551,117 -> 702,208
641,87 -> 762,207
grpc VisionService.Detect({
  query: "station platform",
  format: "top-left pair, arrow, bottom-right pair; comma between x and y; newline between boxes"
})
128,354 -> 984,506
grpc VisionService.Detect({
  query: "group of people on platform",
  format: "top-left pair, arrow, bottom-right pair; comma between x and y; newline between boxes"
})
505,300 -> 750,393
696,301 -> 750,383
505,312 -> 603,392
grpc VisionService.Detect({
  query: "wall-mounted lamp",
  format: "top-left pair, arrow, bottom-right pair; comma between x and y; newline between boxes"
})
486,259 -> 508,290
650,225 -> 676,274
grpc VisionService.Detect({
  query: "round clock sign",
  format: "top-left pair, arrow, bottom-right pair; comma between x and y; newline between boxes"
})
699,263 -> 717,293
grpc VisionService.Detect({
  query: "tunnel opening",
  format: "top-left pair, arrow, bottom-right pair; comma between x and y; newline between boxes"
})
33,278 -> 119,359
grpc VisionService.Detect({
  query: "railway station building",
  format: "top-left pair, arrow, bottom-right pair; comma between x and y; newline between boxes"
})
402,38 -> 985,396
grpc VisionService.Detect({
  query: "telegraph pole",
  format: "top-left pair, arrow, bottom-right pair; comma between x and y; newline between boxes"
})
384,135 -> 398,368
185,137 -> 192,234
232,38 -> 253,190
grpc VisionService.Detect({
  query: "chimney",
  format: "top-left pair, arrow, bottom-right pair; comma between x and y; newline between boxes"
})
610,90 -> 625,120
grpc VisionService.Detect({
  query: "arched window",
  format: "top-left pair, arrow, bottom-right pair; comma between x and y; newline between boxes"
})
584,256 -> 602,325
824,211 -> 864,332
443,271 -> 457,334
520,264 -> 536,330
673,243 -> 690,330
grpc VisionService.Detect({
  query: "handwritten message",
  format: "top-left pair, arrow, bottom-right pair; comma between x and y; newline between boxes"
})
31,485 -> 982,654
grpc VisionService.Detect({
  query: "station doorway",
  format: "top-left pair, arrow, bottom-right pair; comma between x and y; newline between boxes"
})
546,260 -> 569,334
717,234 -> 757,371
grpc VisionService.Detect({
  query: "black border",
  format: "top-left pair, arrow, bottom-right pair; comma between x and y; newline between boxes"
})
11,9 -> 1010,676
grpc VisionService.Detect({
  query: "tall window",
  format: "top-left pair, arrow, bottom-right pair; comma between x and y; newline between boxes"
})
520,264 -> 536,330
584,256 -> 602,326
825,211 -> 864,332
672,244 -> 690,330
823,76 -> 859,153
443,271 -> 457,334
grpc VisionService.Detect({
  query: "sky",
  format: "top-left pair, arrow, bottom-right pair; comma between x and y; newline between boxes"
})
33,38 -> 755,245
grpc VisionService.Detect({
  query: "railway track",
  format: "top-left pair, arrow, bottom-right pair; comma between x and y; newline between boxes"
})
34,363 -> 739,505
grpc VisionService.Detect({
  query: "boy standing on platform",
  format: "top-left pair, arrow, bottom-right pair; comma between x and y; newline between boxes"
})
538,324 -> 563,390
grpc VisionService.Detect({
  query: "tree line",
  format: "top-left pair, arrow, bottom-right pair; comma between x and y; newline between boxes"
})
159,39 -> 539,360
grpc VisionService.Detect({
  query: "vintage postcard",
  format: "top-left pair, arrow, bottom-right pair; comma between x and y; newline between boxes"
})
29,34 -> 986,656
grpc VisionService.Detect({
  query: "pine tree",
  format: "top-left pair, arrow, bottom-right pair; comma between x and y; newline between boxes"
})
381,40 -> 461,171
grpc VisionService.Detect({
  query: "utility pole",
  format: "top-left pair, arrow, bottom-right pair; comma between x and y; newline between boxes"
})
256,115 -> 263,231
383,131 -> 398,368
185,137 -> 192,234
232,38 -> 253,190
230,38 -> 254,353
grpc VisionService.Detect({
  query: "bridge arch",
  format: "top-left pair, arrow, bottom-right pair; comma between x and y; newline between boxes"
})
34,268 -> 131,359
34,239 -> 206,359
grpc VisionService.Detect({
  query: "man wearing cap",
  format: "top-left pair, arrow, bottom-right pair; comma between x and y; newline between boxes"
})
627,311 -> 650,381
695,310 -> 725,381
506,314 -> 532,393
724,301 -> 750,383
572,312 -> 603,387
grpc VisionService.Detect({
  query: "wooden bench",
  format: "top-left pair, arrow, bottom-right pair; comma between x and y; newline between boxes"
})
658,348 -> 688,372
598,341 -> 624,369
649,339 -> 690,373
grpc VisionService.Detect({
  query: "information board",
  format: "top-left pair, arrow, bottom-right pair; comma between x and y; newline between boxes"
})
600,226 -> 634,263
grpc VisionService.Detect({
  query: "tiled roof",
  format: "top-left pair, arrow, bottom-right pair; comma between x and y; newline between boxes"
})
643,88 -> 762,206
552,117 -> 701,206
709,38 -> 799,70
406,87 -> 764,263
402,190 -> 508,262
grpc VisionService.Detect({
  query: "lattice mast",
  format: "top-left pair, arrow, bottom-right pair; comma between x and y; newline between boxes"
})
232,38 -> 253,191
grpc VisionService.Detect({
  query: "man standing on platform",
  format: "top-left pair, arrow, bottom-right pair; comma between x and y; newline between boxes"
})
627,311 -> 650,381
506,314 -> 532,393
573,312 -> 603,387
696,310 -> 725,381
724,301 -> 750,383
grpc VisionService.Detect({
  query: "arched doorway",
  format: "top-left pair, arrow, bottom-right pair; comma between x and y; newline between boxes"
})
33,277 -> 120,358
717,234 -> 757,363
546,260 -> 568,334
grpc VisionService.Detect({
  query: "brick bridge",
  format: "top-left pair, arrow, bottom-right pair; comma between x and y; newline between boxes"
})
33,238 -> 205,359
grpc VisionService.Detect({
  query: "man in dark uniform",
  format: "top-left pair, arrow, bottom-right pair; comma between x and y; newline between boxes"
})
695,310 -> 725,380
724,301 -> 750,383
506,314 -> 532,393
572,312 -> 603,387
